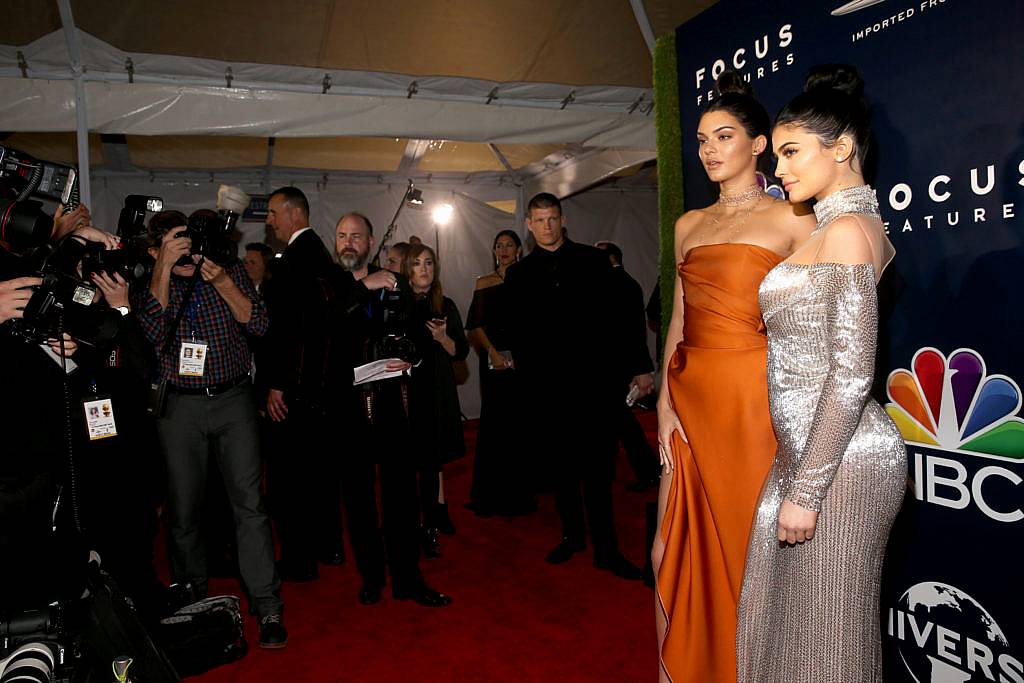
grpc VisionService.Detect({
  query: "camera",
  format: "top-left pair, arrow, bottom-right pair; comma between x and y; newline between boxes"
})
0,146 -> 79,209
181,186 -> 251,266
3,236 -> 121,347
375,275 -> 421,365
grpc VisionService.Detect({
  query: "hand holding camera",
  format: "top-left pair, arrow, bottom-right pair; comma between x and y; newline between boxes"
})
0,276 -> 42,323
361,269 -> 397,291
157,226 -> 192,271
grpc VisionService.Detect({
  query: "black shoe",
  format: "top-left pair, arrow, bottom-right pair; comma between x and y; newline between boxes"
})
393,583 -> 452,607
358,582 -> 382,605
258,613 -> 288,649
276,559 -> 318,582
626,477 -> 659,493
545,538 -> 586,564
422,527 -> 442,559
436,502 -> 456,536
594,553 -> 644,581
319,543 -> 346,566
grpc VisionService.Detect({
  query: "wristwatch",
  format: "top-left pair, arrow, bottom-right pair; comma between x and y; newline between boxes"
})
116,306 -> 130,316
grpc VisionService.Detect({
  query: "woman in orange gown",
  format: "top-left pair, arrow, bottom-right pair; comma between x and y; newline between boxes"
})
653,73 -> 815,683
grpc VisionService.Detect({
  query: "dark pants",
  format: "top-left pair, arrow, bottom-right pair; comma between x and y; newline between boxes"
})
341,389 -> 424,594
268,400 -> 343,570
619,404 -> 659,483
156,382 -> 282,617
551,408 -> 620,559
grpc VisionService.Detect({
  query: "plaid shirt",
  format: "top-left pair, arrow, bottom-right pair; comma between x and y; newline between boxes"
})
135,261 -> 268,388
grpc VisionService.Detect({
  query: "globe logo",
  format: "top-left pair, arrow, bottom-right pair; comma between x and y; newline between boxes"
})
888,582 -> 1022,682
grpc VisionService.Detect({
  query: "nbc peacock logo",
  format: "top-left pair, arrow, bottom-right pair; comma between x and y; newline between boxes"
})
886,347 -> 1024,524
886,347 -> 1024,459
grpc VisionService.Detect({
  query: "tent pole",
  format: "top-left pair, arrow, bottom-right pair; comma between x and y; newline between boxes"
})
628,0 -> 656,53
56,0 -> 92,208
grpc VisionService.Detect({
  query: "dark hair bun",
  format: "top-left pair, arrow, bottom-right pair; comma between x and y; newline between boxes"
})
714,70 -> 754,98
804,63 -> 864,99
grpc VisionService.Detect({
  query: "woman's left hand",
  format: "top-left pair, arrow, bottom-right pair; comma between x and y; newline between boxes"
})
426,318 -> 448,344
92,271 -> 130,309
777,499 -> 818,545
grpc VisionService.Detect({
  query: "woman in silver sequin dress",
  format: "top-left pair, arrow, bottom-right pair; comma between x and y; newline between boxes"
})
736,65 -> 907,683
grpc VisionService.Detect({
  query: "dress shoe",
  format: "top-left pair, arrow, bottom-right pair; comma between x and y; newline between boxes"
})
276,559 -> 319,582
545,538 -> 586,564
358,583 -> 382,605
422,527 -> 442,559
319,544 -> 346,566
594,553 -> 644,581
393,583 -> 452,607
258,613 -> 288,649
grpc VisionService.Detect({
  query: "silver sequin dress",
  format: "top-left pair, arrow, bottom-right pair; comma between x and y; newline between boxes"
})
736,187 -> 907,683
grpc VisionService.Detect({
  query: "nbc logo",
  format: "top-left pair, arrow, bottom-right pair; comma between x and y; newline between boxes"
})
886,348 -> 1024,523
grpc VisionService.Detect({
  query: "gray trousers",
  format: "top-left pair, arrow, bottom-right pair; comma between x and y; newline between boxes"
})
156,383 -> 282,617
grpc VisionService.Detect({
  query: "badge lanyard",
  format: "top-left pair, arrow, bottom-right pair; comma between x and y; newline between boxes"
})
178,281 -> 209,377
82,378 -> 118,440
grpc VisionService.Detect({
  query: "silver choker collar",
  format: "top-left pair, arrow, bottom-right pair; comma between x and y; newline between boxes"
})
812,185 -> 880,232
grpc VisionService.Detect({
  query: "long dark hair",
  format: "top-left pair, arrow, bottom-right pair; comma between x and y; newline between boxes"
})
403,243 -> 444,315
775,64 -> 871,173
703,70 -> 772,174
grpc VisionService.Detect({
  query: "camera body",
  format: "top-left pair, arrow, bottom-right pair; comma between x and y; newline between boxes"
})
3,237 -> 121,347
370,274 -> 421,366
180,186 -> 251,266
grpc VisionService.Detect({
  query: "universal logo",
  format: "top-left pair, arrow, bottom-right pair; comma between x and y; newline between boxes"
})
887,582 -> 1022,683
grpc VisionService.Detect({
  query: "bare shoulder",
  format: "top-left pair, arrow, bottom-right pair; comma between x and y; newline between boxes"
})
475,273 -> 502,290
674,208 -> 707,238
766,198 -> 816,233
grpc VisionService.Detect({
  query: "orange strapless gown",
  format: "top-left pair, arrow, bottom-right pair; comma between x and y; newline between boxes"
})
656,243 -> 781,682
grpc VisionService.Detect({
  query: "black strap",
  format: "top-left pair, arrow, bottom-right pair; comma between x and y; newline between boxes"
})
162,259 -> 204,354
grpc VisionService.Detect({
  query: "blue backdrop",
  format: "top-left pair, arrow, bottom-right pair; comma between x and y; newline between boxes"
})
675,1 -> 1024,680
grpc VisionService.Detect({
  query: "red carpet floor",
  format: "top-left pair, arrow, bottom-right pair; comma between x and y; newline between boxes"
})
192,412 -> 660,683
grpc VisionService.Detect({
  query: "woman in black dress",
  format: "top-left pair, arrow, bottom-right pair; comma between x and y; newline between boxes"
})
465,230 -> 535,516
404,244 -> 469,557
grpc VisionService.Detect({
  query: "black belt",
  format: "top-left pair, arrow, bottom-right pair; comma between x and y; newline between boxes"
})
169,375 -> 250,397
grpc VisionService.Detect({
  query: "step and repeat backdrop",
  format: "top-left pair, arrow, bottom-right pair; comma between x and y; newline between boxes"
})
674,1 -> 1023,680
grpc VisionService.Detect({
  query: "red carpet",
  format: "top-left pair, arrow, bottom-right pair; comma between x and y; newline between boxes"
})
193,412 -> 660,683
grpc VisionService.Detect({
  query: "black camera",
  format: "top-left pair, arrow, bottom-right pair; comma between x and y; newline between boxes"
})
3,237 -> 121,347
374,275 -> 421,365
0,146 -> 79,209
181,186 -> 251,266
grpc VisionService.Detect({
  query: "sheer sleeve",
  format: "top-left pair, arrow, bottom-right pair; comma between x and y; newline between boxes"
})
784,263 -> 878,511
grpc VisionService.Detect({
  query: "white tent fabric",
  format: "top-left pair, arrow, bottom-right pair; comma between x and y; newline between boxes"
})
0,31 -> 654,147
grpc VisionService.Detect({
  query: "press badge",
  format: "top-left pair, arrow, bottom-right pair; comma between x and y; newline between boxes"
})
179,340 -> 209,377
83,397 -> 117,440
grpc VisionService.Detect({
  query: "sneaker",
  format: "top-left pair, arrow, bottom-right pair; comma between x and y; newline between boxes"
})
258,613 -> 288,649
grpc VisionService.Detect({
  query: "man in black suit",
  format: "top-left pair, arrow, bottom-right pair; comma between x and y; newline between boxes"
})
262,186 -> 346,580
331,212 -> 452,607
505,194 -> 654,580
595,241 -> 660,491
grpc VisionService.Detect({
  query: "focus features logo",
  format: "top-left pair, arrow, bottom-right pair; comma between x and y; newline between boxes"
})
888,582 -> 1022,683
693,24 -> 794,106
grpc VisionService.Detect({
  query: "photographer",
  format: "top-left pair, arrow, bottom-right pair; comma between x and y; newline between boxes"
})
70,267 -> 166,623
0,232 -> 92,613
332,212 -> 451,607
134,210 -> 286,649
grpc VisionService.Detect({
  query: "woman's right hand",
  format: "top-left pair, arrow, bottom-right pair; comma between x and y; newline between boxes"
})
488,347 -> 509,370
656,395 -> 687,474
